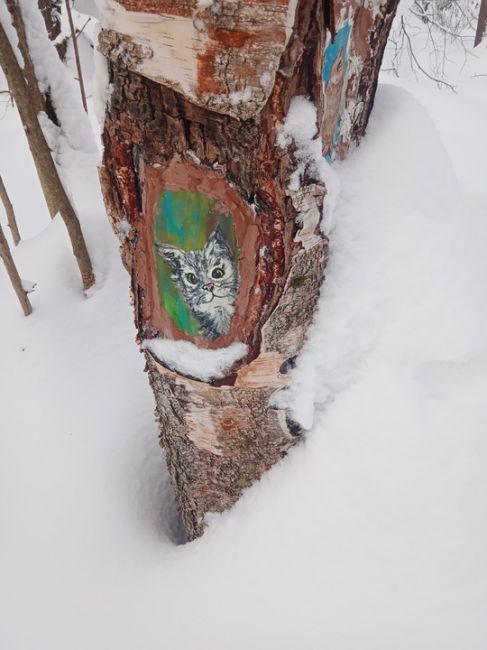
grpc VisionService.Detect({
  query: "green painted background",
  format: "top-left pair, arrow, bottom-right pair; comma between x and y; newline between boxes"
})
154,189 -> 238,336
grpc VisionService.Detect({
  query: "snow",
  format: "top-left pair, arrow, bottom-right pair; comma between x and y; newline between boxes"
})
1,22 -> 487,650
278,95 -> 328,191
20,278 -> 36,293
281,82 -> 486,432
142,338 -> 247,381
229,87 -> 252,105
74,0 -> 98,18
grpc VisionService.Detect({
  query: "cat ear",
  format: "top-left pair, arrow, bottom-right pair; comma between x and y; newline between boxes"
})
154,242 -> 184,269
205,224 -> 231,255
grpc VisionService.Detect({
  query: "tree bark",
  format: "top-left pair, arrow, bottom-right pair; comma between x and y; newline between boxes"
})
0,175 -> 21,246
6,0 -> 45,115
0,222 -> 32,316
6,0 -> 59,213
0,19 -> 95,290
321,0 -> 399,160
98,0 -> 398,539
475,0 -> 487,47
38,0 -> 67,59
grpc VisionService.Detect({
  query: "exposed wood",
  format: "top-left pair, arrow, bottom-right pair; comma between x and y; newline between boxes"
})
0,175 -> 21,246
65,0 -> 88,112
0,20 -> 95,290
0,222 -> 32,316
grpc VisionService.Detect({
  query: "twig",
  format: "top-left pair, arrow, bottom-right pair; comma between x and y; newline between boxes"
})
76,17 -> 91,38
65,0 -> 88,112
400,16 -> 457,91
410,8 -> 473,39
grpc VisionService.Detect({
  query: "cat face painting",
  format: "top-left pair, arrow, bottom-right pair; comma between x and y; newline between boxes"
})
155,225 -> 239,339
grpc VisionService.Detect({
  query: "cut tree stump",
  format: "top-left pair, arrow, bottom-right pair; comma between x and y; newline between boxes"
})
97,0 -> 398,539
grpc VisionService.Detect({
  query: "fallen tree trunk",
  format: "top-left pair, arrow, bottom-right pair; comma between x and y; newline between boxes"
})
97,0 -> 398,539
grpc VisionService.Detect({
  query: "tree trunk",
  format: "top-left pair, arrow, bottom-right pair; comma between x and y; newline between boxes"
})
475,0 -> 487,47
97,0 -> 398,539
0,19 -> 95,291
0,175 -> 21,246
6,0 -> 45,115
6,0 -> 59,214
0,222 -> 32,316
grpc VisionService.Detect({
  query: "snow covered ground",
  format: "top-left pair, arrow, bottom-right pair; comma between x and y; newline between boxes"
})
1,28 -> 487,650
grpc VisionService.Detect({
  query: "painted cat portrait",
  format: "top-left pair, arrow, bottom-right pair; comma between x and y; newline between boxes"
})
155,224 -> 239,339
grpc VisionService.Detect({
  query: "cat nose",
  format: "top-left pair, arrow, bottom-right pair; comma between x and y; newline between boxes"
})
203,282 -> 214,291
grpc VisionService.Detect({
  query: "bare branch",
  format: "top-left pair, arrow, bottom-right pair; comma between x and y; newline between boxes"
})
399,15 -> 457,90
65,0 -> 88,112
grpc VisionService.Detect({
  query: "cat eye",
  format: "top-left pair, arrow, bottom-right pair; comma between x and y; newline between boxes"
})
211,267 -> 225,279
186,273 -> 197,285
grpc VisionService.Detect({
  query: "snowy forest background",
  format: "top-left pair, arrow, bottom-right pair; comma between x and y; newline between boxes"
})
1,0 -> 487,648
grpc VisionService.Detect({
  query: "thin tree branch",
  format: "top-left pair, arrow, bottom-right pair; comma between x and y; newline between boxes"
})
400,16 -> 457,91
65,0 -> 87,112
0,175 -> 21,245
0,221 -> 32,315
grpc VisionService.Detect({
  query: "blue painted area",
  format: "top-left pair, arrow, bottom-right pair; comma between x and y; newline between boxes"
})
322,22 -> 351,83
332,116 -> 342,149
322,21 -> 352,161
